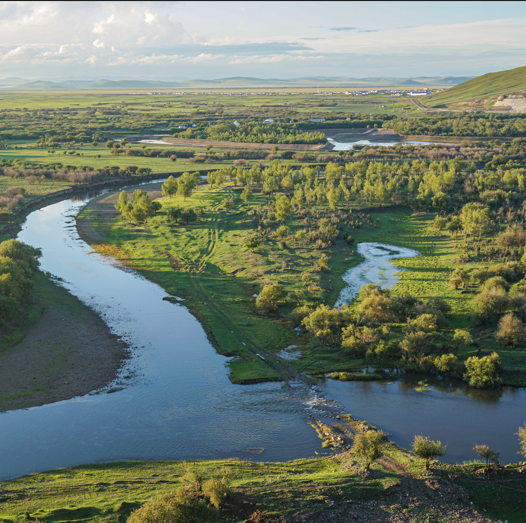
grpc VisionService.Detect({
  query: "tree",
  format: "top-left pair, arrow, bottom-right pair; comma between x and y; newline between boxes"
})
464,352 -> 502,388
262,176 -> 279,197
275,195 -> 291,222
356,284 -> 394,323
460,202 -> 493,241
302,305 -> 348,346
177,180 -> 193,201
241,185 -> 252,204
496,313 -> 526,346
256,284 -> 285,314
162,175 -> 178,198
411,435 -> 447,471
473,288 -> 509,324
473,444 -> 500,468
167,206 -> 182,223
434,353 -> 464,378
433,215 -> 447,231
222,197 -> 234,212
352,430 -> 386,471
243,233 -> 262,252
115,190 -> 128,213
517,424 -> 526,458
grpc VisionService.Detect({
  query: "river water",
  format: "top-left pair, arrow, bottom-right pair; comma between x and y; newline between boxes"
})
0,188 -> 524,478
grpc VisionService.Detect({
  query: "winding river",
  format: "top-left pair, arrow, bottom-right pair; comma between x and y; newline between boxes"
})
0,186 -> 524,478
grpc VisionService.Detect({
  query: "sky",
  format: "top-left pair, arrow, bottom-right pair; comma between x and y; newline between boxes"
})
1,1 -> 525,80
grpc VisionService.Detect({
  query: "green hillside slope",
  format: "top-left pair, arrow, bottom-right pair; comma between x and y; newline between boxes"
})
422,65 -> 526,107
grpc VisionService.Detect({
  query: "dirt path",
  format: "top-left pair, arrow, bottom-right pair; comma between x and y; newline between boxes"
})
0,272 -> 129,412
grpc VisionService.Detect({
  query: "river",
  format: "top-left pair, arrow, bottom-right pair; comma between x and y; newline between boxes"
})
0,186 -> 524,478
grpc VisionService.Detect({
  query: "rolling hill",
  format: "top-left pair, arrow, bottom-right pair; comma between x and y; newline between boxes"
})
422,65 -> 526,107
0,75 -> 470,91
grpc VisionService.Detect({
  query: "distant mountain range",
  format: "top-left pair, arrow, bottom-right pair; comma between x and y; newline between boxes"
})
0,75 -> 472,90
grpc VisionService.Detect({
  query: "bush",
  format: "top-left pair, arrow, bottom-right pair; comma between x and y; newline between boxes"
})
473,444 -> 500,468
495,313 -> 526,346
256,284 -> 285,314
411,435 -> 447,471
351,429 -> 387,471
453,329 -> 473,347
518,424 -> 526,458
356,284 -> 394,323
464,352 -> 502,388
434,353 -> 464,378
473,287 -> 509,324
127,491 -> 218,523
302,304 -> 348,345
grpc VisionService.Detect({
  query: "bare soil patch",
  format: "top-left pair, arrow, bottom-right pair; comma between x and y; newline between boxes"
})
0,272 -> 129,412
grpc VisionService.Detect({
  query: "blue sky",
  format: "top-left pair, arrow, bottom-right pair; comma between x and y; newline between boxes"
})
0,1 -> 525,79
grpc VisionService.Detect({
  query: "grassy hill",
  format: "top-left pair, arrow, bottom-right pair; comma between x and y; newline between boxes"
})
422,65 -> 526,107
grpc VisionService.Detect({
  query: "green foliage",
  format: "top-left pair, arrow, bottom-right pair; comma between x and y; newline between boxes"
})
162,175 -> 178,198
242,232 -> 262,252
127,491 -> 218,523
434,353 -> 464,378
351,429 -> 387,471
473,444 -> 500,467
496,313 -> 526,346
302,304 -> 349,346
256,284 -> 285,314
518,424 -> 526,458
0,240 -> 41,325
411,435 -> 447,471
464,352 -> 502,388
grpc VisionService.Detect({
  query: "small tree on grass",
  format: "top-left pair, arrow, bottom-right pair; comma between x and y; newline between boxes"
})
518,424 -> 526,459
496,313 -> 526,346
162,175 -> 178,198
352,430 -> 386,471
256,284 -> 285,314
243,233 -> 262,252
222,197 -> 235,212
241,185 -> 252,205
412,435 -> 447,471
473,444 -> 500,468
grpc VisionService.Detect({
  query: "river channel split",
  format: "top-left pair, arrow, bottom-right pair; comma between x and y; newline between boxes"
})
0,184 -> 524,478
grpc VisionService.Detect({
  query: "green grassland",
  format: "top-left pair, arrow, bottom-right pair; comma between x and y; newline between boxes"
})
0,90 -> 414,116
77,183 -> 526,386
422,65 -> 526,108
0,440 -> 524,523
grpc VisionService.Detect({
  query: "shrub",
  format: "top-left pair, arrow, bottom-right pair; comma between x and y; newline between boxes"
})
127,491 -> 218,523
406,313 -> 438,333
434,353 -> 464,378
302,304 -> 348,345
453,329 -> 473,347
351,429 -> 387,471
464,352 -> 502,388
518,424 -> 526,458
411,435 -> 447,471
473,287 -> 509,324
256,284 -> 285,314
399,331 -> 433,360
495,313 -> 526,346
481,276 -> 509,292
356,284 -> 394,323
473,444 -> 500,467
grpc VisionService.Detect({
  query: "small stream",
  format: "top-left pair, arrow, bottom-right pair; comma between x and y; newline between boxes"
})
0,189 -> 524,478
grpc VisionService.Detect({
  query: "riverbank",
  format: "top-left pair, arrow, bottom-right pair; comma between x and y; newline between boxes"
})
0,447 -> 523,522
0,270 -> 129,413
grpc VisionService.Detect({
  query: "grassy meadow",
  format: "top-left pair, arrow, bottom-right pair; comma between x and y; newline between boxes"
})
77,182 -> 526,386
1,439 -> 525,523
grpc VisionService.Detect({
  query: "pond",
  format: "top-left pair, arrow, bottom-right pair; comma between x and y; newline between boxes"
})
0,183 -> 524,479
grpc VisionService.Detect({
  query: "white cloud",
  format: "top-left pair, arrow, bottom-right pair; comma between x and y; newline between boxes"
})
186,53 -> 224,63
93,39 -> 105,48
